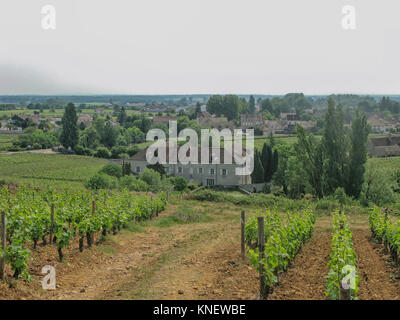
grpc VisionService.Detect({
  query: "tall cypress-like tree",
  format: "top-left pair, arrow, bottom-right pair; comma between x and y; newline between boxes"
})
60,103 -> 78,149
321,98 -> 348,195
346,111 -> 370,198
261,143 -> 273,182
251,150 -> 264,183
249,95 -> 256,114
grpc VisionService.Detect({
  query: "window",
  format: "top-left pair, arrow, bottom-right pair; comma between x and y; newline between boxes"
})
210,168 -> 215,175
178,167 -> 183,174
198,167 -> 203,174
136,167 -> 141,173
222,169 -> 227,176
207,179 -> 215,186
189,167 -> 193,175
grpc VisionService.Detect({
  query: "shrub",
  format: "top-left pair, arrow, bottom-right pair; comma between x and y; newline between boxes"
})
139,168 -> 161,191
74,145 -> 93,156
99,163 -> 123,178
187,182 -> 198,191
85,173 -> 118,190
94,147 -> 111,159
173,176 -> 187,191
119,175 -> 149,192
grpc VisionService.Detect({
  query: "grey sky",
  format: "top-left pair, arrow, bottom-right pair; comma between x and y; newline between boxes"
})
0,0 -> 399,95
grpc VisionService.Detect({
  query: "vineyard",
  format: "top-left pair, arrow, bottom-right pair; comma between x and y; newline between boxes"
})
1,185 -> 400,299
0,186 -> 166,280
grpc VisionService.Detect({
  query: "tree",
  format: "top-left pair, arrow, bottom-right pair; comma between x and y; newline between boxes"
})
60,103 -> 78,149
261,99 -> 273,114
295,125 -> 324,198
147,163 -> 166,176
251,150 -> 264,184
101,121 -> 118,148
346,111 -> 370,198
286,156 -> 309,199
360,162 -> 397,206
249,95 -> 256,114
117,107 -> 127,125
321,99 -> 348,195
261,143 -> 272,182
272,144 -> 295,195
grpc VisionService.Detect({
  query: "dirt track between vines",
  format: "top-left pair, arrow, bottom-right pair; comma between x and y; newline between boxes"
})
1,205 -> 400,300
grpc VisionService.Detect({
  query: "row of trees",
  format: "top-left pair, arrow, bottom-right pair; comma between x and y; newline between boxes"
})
206,95 -> 250,121
292,98 -> 369,199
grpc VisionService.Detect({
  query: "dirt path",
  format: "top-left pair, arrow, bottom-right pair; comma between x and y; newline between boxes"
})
268,228 -> 332,300
352,229 -> 400,300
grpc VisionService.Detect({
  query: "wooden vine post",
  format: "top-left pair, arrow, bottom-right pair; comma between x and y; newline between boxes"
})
257,216 -> 267,299
91,200 -> 96,245
241,211 -> 245,260
49,204 -> 55,244
0,212 -> 6,281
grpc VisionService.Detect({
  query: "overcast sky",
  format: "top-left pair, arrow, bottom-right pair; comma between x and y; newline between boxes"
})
0,0 -> 399,95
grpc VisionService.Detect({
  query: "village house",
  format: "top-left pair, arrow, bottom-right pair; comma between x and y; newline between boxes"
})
152,116 -> 178,126
125,145 -> 252,187
78,114 -> 93,127
262,120 -> 287,135
196,112 -> 234,130
240,114 -> 264,129
280,112 -> 299,121
49,117 -> 62,125
367,135 -> 400,157
95,108 -> 105,114
367,114 -> 395,133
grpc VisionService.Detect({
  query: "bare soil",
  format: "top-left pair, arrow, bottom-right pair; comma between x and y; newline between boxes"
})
268,230 -> 331,300
352,229 -> 400,300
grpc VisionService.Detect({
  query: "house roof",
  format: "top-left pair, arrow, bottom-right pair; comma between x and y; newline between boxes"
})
131,144 -> 247,164
370,136 -> 400,147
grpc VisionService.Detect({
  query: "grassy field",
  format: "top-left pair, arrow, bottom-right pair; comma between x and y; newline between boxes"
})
0,153 -> 108,189
369,156 -> 400,170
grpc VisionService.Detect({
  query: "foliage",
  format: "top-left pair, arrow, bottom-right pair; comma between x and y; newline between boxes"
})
139,169 -> 161,191
172,176 -> 187,191
0,186 -> 167,277
60,103 -> 79,149
99,164 -> 123,179
325,213 -> 359,300
247,209 -> 315,288
94,147 -> 111,159
360,161 -> 397,206
85,173 -> 118,190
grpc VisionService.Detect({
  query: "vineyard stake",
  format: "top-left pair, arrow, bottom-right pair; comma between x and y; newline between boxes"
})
257,216 -> 267,299
49,204 -> 55,244
241,211 -> 245,260
0,212 -> 6,280
91,200 -> 96,245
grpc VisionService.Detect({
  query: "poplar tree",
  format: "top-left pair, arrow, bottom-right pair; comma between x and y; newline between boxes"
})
60,103 -> 78,149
